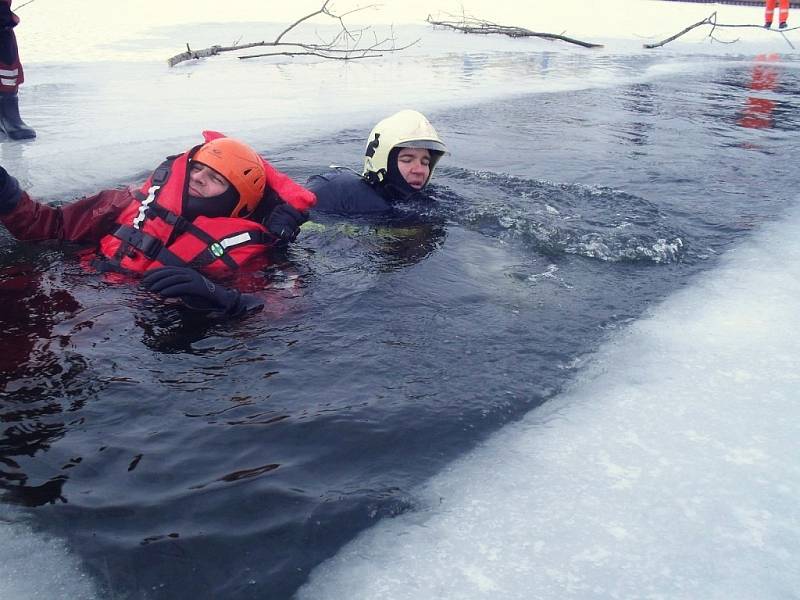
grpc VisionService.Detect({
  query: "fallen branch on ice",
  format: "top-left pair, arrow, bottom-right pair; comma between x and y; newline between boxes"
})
167,1 -> 417,67
426,14 -> 604,49
644,11 -> 796,50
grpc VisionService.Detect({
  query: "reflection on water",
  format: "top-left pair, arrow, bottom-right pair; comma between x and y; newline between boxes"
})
0,260 -> 84,507
738,54 -> 780,130
431,169 -> 686,264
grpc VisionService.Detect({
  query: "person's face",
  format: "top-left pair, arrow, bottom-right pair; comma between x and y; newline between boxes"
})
188,162 -> 230,197
396,148 -> 431,190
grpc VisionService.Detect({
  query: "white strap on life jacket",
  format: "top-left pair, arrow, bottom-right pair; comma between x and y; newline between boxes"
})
133,185 -> 160,230
208,232 -> 254,259
220,232 -> 252,249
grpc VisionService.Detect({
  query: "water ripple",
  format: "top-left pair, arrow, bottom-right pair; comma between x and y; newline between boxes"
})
432,167 -> 687,264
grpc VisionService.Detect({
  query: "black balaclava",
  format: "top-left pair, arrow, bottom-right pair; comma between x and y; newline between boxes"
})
183,186 -> 239,221
381,147 -> 420,202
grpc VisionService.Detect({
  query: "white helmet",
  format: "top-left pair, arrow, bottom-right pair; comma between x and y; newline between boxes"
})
363,109 -> 447,188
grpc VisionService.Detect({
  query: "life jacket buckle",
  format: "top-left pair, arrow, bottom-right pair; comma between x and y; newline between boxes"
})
209,242 -> 225,258
138,234 -> 164,260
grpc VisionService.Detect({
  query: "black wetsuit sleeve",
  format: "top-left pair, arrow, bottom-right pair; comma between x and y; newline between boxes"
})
307,171 -> 392,215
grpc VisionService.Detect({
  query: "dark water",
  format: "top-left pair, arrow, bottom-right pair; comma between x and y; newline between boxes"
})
1,52 -> 798,599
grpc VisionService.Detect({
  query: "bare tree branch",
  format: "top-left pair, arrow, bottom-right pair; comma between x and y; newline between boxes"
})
274,0 -> 332,45
239,36 -> 419,61
645,11 -> 796,49
426,14 -> 604,49
167,1 -> 414,67
643,12 -> 717,48
238,50 -> 383,61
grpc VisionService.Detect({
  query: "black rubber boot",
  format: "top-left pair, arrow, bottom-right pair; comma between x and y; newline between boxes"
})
0,92 -> 35,140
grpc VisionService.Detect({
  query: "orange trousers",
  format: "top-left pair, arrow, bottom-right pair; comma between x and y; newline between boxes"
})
765,0 -> 789,25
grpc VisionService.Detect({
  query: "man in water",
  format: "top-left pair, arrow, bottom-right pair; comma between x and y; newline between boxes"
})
0,131 -> 314,316
307,109 -> 447,215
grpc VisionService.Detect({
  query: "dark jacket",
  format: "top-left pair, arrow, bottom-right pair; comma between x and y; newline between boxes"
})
307,170 -> 398,215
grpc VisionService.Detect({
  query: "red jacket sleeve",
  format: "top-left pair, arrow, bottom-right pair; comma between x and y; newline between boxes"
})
0,188 -> 135,245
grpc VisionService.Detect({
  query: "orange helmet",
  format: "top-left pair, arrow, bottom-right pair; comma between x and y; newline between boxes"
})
192,137 -> 266,217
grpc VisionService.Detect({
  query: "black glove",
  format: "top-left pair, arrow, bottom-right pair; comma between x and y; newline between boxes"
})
0,165 -> 21,215
264,203 -> 308,243
142,266 -> 263,317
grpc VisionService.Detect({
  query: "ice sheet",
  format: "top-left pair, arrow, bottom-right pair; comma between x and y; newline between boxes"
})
297,201 -> 800,600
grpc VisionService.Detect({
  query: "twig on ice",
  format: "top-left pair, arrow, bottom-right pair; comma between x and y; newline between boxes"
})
426,14 -> 604,49
645,12 -> 796,50
167,1 -> 414,67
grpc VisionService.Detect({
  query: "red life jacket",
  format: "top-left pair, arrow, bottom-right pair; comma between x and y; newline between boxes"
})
97,148 -> 276,277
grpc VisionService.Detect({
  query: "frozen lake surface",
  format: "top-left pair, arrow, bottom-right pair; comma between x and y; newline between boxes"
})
1,2 -> 799,598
